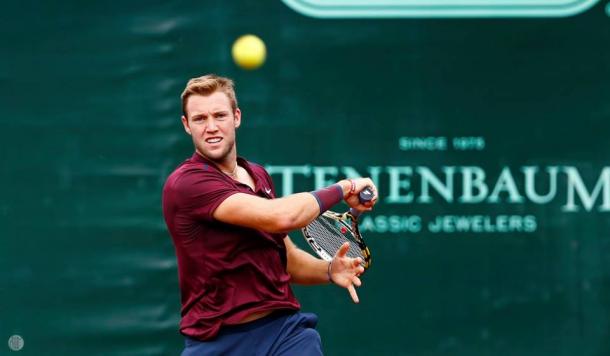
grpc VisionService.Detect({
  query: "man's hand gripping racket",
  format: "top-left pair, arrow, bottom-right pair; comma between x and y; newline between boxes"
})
302,186 -> 375,303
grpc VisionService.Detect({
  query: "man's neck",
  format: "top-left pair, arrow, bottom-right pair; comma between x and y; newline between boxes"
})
195,150 -> 238,174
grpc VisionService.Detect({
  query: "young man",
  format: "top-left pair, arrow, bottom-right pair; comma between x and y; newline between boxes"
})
162,74 -> 378,355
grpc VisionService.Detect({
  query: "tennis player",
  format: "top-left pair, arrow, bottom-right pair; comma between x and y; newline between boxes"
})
162,74 -> 378,355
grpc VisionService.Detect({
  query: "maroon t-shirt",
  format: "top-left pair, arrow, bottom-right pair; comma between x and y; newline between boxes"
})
162,152 -> 300,340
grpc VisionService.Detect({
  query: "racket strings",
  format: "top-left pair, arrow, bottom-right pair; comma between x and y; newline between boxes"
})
307,216 -> 364,260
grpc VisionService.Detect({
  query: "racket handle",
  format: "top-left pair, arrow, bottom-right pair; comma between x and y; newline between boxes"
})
358,186 -> 374,204
350,186 -> 374,218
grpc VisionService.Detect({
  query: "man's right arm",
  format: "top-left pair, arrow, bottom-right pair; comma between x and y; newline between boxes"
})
212,178 -> 376,233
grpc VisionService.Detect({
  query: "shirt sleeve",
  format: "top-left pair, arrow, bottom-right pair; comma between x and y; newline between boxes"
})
173,168 -> 240,221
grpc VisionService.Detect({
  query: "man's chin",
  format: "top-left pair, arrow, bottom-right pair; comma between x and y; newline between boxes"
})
196,148 -> 228,162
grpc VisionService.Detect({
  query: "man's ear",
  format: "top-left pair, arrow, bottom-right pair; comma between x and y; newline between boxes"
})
234,108 -> 242,129
181,115 -> 192,135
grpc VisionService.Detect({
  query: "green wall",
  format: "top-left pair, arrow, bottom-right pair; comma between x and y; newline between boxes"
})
1,1 -> 610,355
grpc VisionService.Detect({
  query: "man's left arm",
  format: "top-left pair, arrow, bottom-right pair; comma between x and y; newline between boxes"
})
284,236 -> 364,303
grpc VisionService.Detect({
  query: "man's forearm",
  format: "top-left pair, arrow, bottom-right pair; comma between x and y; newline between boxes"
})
285,237 -> 330,285
214,180 -> 353,233
272,180 -> 352,231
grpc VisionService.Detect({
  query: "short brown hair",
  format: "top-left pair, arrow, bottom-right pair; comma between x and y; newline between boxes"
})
181,74 -> 238,117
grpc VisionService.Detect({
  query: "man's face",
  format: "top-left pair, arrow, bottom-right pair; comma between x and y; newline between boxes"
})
182,92 -> 241,162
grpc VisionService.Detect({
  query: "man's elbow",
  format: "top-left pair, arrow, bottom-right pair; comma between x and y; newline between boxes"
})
267,209 -> 302,233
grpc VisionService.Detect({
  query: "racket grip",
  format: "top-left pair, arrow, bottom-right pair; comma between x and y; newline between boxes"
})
350,186 -> 374,218
358,186 -> 374,204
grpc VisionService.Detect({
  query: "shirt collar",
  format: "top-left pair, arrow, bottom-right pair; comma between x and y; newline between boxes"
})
190,152 -> 260,189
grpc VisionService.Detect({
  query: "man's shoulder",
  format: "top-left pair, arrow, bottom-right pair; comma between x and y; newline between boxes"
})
245,160 -> 269,177
164,158 -> 219,192
244,160 -> 276,195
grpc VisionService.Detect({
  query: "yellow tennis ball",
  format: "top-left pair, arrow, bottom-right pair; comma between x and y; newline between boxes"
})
232,34 -> 266,70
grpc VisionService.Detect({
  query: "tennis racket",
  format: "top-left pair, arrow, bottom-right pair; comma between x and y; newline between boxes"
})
301,186 -> 373,271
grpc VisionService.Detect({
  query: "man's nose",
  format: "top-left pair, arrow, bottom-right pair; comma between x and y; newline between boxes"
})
206,118 -> 218,131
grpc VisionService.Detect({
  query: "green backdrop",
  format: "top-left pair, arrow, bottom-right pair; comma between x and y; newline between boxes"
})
1,1 -> 610,355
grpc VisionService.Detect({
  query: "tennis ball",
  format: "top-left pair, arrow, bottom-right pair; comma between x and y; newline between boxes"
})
232,34 -> 266,70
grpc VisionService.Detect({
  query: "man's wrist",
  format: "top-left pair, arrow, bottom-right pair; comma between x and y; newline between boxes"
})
338,179 -> 355,198
327,261 -> 335,284
310,184 -> 343,214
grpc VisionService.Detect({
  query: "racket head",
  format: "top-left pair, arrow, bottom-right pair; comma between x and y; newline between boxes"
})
301,210 -> 371,270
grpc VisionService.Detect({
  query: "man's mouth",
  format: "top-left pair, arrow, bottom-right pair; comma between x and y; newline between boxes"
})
205,137 -> 222,144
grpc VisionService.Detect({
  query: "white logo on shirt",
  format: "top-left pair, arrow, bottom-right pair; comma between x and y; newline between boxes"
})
264,187 -> 272,195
